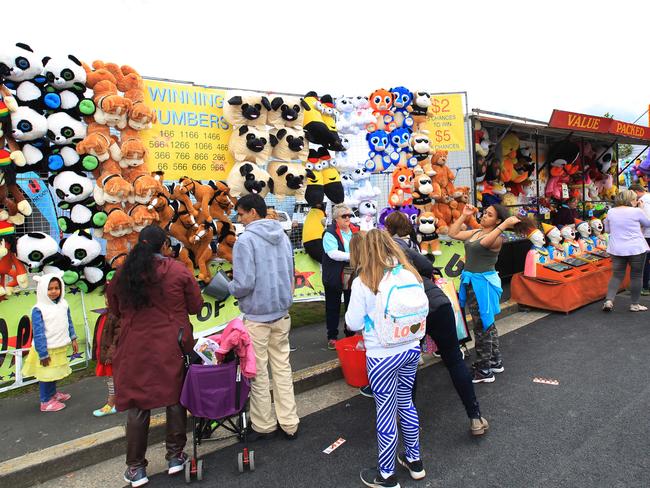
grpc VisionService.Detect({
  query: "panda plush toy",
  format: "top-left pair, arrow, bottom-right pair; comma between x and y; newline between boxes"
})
0,43 -> 60,112
46,112 -> 97,172
60,230 -> 108,292
42,55 -> 95,118
16,231 -> 71,273
49,170 -> 108,233
10,106 -> 50,174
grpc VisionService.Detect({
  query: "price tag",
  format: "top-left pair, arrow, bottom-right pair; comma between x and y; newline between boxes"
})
423,94 -> 466,152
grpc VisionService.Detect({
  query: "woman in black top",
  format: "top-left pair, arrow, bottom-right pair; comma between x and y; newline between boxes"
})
384,212 -> 489,436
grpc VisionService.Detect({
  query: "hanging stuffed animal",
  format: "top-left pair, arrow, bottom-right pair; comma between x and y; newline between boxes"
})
431,150 -> 456,198
410,129 -> 435,176
409,91 -> 433,129
334,96 -> 356,134
229,125 -> 272,165
302,92 -> 346,151
105,64 -> 157,130
102,208 -> 134,270
268,95 -> 307,129
223,91 -> 271,128
0,226 -> 28,298
83,61 -> 132,129
350,96 -> 375,133
0,43 -> 61,112
321,156 -> 345,204
60,231 -> 108,292
123,167 -> 160,205
366,88 -> 396,133
388,166 -> 414,207
178,177 -> 215,223
270,127 -> 308,162
365,130 -> 392,173
356,198 -> 378,232
544,140 -> 580,201
388,127 -> 417,168
42,55 -> 95,118
148,192 -> 175,230
226,161 -> 272,198
499,133 -> 527,183
453,186 -> 480,229
417,212 -> 441,256
0,109 -> 26,169
390,86 -> 414,129
16,231 -> 71,273
46,111 -> 92,172
49,170 -> 108,233
0,164 -> 32,225
412,172 -> 434,212
118,128 -> 147,169
10,106 -> 49,174
304,149 -> 325,206
93,159 -> 133,208
302,203 -> 326,262
268,162 -> 307,199
76,122 -> 122,164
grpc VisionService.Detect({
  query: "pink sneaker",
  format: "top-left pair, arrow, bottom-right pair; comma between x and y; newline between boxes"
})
40,398 -> 66,412
54,391 -> 71,402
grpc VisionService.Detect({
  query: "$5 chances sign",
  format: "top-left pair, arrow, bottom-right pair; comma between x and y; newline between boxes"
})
423,93 -> 466,152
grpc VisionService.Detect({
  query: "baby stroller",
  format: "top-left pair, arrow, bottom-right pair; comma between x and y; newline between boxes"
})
178,329 -> 255,483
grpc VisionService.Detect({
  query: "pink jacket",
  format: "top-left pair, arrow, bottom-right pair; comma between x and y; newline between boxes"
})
209,318 -> 257,379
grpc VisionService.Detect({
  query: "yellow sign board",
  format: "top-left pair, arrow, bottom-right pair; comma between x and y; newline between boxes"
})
141,79 -> 234,180
424,93 -> 466,152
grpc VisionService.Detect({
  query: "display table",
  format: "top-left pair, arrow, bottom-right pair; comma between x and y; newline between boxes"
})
511,258 -> 628,313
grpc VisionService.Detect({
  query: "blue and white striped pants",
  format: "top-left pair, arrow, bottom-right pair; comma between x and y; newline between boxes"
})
366,346 -> 421,477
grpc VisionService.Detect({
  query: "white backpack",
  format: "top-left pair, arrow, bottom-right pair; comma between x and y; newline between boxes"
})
372,265 -> 429,347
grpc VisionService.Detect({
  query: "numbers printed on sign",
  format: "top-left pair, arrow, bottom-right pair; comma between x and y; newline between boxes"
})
171,141 -> 189,149
431,98 -> 450,113
195,142 -> 212,150
180,130 -> 199,139
148,140 -> 167,148
160,130 -> 175,138
435,129 -> 451,143
203,132 -> 221,140
155,151 -> 171,159
175,152 -> 190,160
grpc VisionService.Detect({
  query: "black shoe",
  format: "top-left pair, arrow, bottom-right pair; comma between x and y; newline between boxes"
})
489,360 -> 504,374
472,367 -> 495,383
167,452 -> 188,475
360,467 -> 400,487
397,452 -> 426,480
283,428 -> 298,440
359,385 -> 373,398
124,466 -> 149,487
247,428 -> 278,442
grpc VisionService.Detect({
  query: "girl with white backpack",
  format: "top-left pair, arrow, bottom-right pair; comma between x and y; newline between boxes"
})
346,229 -> 428,488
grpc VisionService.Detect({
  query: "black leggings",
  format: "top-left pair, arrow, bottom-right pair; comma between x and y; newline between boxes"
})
414,303 -> 480,419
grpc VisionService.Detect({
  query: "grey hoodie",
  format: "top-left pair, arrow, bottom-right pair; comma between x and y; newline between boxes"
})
227,218 -> 294,322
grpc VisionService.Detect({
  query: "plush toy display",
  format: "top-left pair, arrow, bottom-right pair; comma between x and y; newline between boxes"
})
544,140 -> 580,201
334,96 -> 356,134
388,166 -> 414,208
128,203 -> 159,233
365,130 -> 392,173
0,164 -> 33,225
268,162 -> 306,199
94,162 -> 133,207
378,205 -> 420,230
431,150 -> 456,198
412,172 -> 434,211
453,186 -> 480,229
0,225 -> 28,298
226,161 -> 272,197
83,61 -> 131,129
270,127 -> 308,162
416,212 -> 440,256
302,92 -> 346,151
321,158 -> 345,204
268,96 -> 307,129
302,204 -> 326,262
50,170 -> 108,233
410,130 -> 435,176
16,231 -> 71,273
118,128 -> 147,169
388,128 -> 417,168
224,92 -> 271,127
10,106 -> 49,174
102,208 -> 134,267
45,111 -> 90,172
355,197 -> 378,232
42,55 -> 95,118
148,192 -> 175,230
390,86 -> 414,129
60,230 -> 108,292
124,167 -> 160,205
499,133 -> 528,184
409,91 -> 433,128
76,123 -> 122,164
350,96 -> 375,133
366,88 -> 396,133
229,125 -> 272,165
105,64 -> 157,130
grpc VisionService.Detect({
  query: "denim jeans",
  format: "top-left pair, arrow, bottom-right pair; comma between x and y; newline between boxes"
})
39,381 -> 56,403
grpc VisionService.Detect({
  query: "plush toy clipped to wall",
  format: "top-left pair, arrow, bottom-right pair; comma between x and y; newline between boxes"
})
334,96 -> 356,134
453,186 -> 480,229
268,162 -> 306,200
16,231 -> 71,273
304,154 -> 325,206
268,95 -> 306,129
42,55 -> 95,119
365,130 -> 392,173
0,43 -> 61,112
0,223 -> 28,298
101,208 -> 134,272
60,230 -> 108,292
417,212 -> 440,256
10,106 -> 50,174
409,91 -> 433,129
49,170 -> 108,233
412,172 -> 434,212
388,127 -> 417,168
46,111 -> 93,172
83,61 -> 131,129
224,91 -> 271,128
226,161 -> 272,198
410,129 -> 435,176
390,86 -> 414,129
431,150 -> 456,198
105,64 -> 156,130
0,164 -> 33,225
302,203 -> 326,263
229,125 -> 272,165
270,127 -> 308,162
302,92 -> 346,152
350,96 -> 375,133
388,166 -> 414,208
499,133 -> 528,184
544,140 -> 580,201
76,123 -> 122,165
366,88 -> 396,133
321,156 -> 345,204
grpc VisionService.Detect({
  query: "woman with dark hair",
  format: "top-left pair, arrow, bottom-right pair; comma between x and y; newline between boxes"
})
107,225 -> 204,488
385,211 -> 489,436
448,204 -> 522,384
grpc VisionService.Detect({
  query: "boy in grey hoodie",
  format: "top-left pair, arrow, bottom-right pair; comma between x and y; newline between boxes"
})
228,194 -> 299,440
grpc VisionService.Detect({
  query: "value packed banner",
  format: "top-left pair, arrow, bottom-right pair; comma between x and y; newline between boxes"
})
140,79 -> 235,180
0,250 -> 324,389
424,93 -> 466,152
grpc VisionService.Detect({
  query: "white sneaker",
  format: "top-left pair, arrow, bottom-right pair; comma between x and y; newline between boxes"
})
630,304 -> 648,312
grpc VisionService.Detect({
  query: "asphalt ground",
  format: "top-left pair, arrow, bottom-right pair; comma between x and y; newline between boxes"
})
148,294 -> 650,488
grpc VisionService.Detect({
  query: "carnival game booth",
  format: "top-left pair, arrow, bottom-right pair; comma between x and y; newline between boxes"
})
0,41 -> 476,392
470,109 -> 650,312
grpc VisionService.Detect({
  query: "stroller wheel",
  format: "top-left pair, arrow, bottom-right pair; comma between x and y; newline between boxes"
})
197,459 -> 204,481
249,450 -> 255,471
184,461 -> 191,483
237,452 -> 244,473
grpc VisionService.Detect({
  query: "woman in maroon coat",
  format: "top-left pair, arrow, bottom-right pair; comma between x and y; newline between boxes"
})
107,225 -> 203,487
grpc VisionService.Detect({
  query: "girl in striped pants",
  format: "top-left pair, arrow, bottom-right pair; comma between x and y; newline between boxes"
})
346,230 -> 426,488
